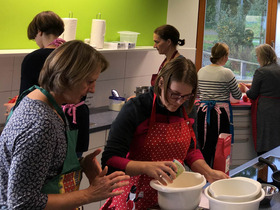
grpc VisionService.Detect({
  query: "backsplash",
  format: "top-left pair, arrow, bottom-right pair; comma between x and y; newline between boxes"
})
0,48 -> 195,125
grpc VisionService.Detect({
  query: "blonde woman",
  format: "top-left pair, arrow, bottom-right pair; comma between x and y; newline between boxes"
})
0,41 -> 129,209
240,44 -> 280,155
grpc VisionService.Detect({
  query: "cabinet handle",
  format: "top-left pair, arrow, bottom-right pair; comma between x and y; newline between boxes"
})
233,113 -> 251,117
234,138 -> 249,143
234,126 -> 250,129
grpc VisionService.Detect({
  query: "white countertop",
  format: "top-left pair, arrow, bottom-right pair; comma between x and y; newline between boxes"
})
0,46 -> 156,57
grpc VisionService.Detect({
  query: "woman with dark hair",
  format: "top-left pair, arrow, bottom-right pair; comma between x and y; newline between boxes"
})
197,42 -> 242,168
20,11 -> 65,94
18,11 -> 89,157
240,44 -> 280,155
101,57 -> 228,209
0,40 -> 129,209
151,24 -> 185,86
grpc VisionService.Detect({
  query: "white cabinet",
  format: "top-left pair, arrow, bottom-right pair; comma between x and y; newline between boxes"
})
231,109 -> 257,169
79,129 -> 110,210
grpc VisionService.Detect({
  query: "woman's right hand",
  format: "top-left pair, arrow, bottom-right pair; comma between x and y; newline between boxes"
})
126,161 -> 177,185
239,83 -> 249,93
87,166 -> 130,202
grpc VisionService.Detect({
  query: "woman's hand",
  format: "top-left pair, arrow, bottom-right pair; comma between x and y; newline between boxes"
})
86,167 -> 130,202
46,167 -> 130,209
190,159 -> 229,183
204,169 -> 230,183
80,149 -> 103,184
239,83 -> 249,93
126,161 -> 178,185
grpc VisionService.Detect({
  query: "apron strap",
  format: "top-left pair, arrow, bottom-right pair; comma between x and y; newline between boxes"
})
149,93 -> 197,149
198,100 -> 234,144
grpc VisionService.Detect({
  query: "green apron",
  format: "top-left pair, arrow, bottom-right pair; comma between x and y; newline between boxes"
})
7,85 -> 82,194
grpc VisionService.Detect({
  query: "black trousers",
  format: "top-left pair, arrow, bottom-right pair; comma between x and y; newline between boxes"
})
197,106 -> 230,168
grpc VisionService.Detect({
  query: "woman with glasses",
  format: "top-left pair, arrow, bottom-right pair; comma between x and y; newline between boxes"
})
101,57 -> 229,209
197,42 -> 242,168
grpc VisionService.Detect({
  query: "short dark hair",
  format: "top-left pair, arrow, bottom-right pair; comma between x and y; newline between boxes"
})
39,40 -> 109,95
154,24 -> 185,46
154,57 -> 197,113
27,11 -> 64,39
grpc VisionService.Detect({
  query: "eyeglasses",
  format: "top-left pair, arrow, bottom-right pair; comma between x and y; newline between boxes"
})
167,88 -> 194,101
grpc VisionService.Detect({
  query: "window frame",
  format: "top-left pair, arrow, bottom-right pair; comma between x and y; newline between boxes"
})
195,0 -> 277,73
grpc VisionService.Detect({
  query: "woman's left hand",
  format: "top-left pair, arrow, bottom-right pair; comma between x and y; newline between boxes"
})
204,169 -> 230,183
190,159 -> 229,183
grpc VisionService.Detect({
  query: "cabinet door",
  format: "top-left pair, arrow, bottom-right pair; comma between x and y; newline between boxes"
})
231,109 -> 257,168
79,130 -> 107,209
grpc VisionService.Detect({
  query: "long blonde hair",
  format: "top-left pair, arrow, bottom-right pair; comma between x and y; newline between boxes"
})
255,44 -> 277,67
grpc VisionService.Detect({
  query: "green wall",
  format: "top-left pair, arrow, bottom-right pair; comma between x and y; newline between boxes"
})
0,0 -> 168,49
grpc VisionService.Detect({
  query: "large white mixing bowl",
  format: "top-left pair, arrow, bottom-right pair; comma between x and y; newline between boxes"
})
150,171 -> 206,210
205,185 -> 265,210
209,177 -> 262,202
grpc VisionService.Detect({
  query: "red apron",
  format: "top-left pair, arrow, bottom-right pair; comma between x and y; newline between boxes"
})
251,95 -> 280,151
251,97 -> 259,151
101,94 -> 196,210
150,51 -> 178,86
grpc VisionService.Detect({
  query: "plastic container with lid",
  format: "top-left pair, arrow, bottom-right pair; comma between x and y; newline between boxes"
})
109,96 -> 125,111
118,31 -> 140,45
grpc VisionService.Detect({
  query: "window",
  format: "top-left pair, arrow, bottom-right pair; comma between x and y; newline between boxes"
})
196,0 -> 277,81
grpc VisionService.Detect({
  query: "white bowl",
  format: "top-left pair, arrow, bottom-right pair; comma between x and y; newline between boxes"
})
150,171 -> 206,210
209,177 -> 262,202
205,185 -> 265,210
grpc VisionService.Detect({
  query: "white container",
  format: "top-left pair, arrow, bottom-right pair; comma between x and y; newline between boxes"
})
118,31 -> 140,45
150,171 -> 206,210
205,185 -> 265,210
209,177 -> 261,202
109,96 -> 125,111
104,42 -> 126,49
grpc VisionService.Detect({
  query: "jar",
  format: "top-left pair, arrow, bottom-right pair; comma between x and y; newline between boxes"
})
109,96 -> 125,111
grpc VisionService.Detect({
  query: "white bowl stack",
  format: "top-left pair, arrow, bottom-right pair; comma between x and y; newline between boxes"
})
205,177 -> 265,210
150,171 -> 206,210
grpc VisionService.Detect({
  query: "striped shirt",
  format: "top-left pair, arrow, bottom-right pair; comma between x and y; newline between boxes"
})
197,65 -> 242,101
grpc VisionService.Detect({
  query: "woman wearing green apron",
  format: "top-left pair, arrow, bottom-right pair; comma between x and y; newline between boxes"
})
0,41 -> 129,209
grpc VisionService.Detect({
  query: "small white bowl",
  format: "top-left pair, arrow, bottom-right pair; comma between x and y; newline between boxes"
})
205,185 -> 265,210
150,171 -> 206,210
209,177 -> 261,202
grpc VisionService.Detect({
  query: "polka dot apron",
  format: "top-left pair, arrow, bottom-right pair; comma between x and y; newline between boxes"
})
101,94 -> 196,210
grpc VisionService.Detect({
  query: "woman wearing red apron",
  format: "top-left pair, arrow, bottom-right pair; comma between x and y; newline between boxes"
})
101,57 -> 229,209
151,24 -> 185,86
240,44 -> 280,156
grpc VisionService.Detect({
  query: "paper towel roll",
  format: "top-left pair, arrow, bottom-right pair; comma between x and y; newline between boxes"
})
90,19 -> 106,49
60,18 -> 77,41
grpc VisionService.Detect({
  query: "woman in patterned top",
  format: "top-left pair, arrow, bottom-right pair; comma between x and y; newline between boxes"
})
197,42 -> 242,167
0,40 -> 129,209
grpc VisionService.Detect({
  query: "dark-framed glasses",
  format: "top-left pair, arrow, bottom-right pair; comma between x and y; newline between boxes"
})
168,88 -> 194,101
